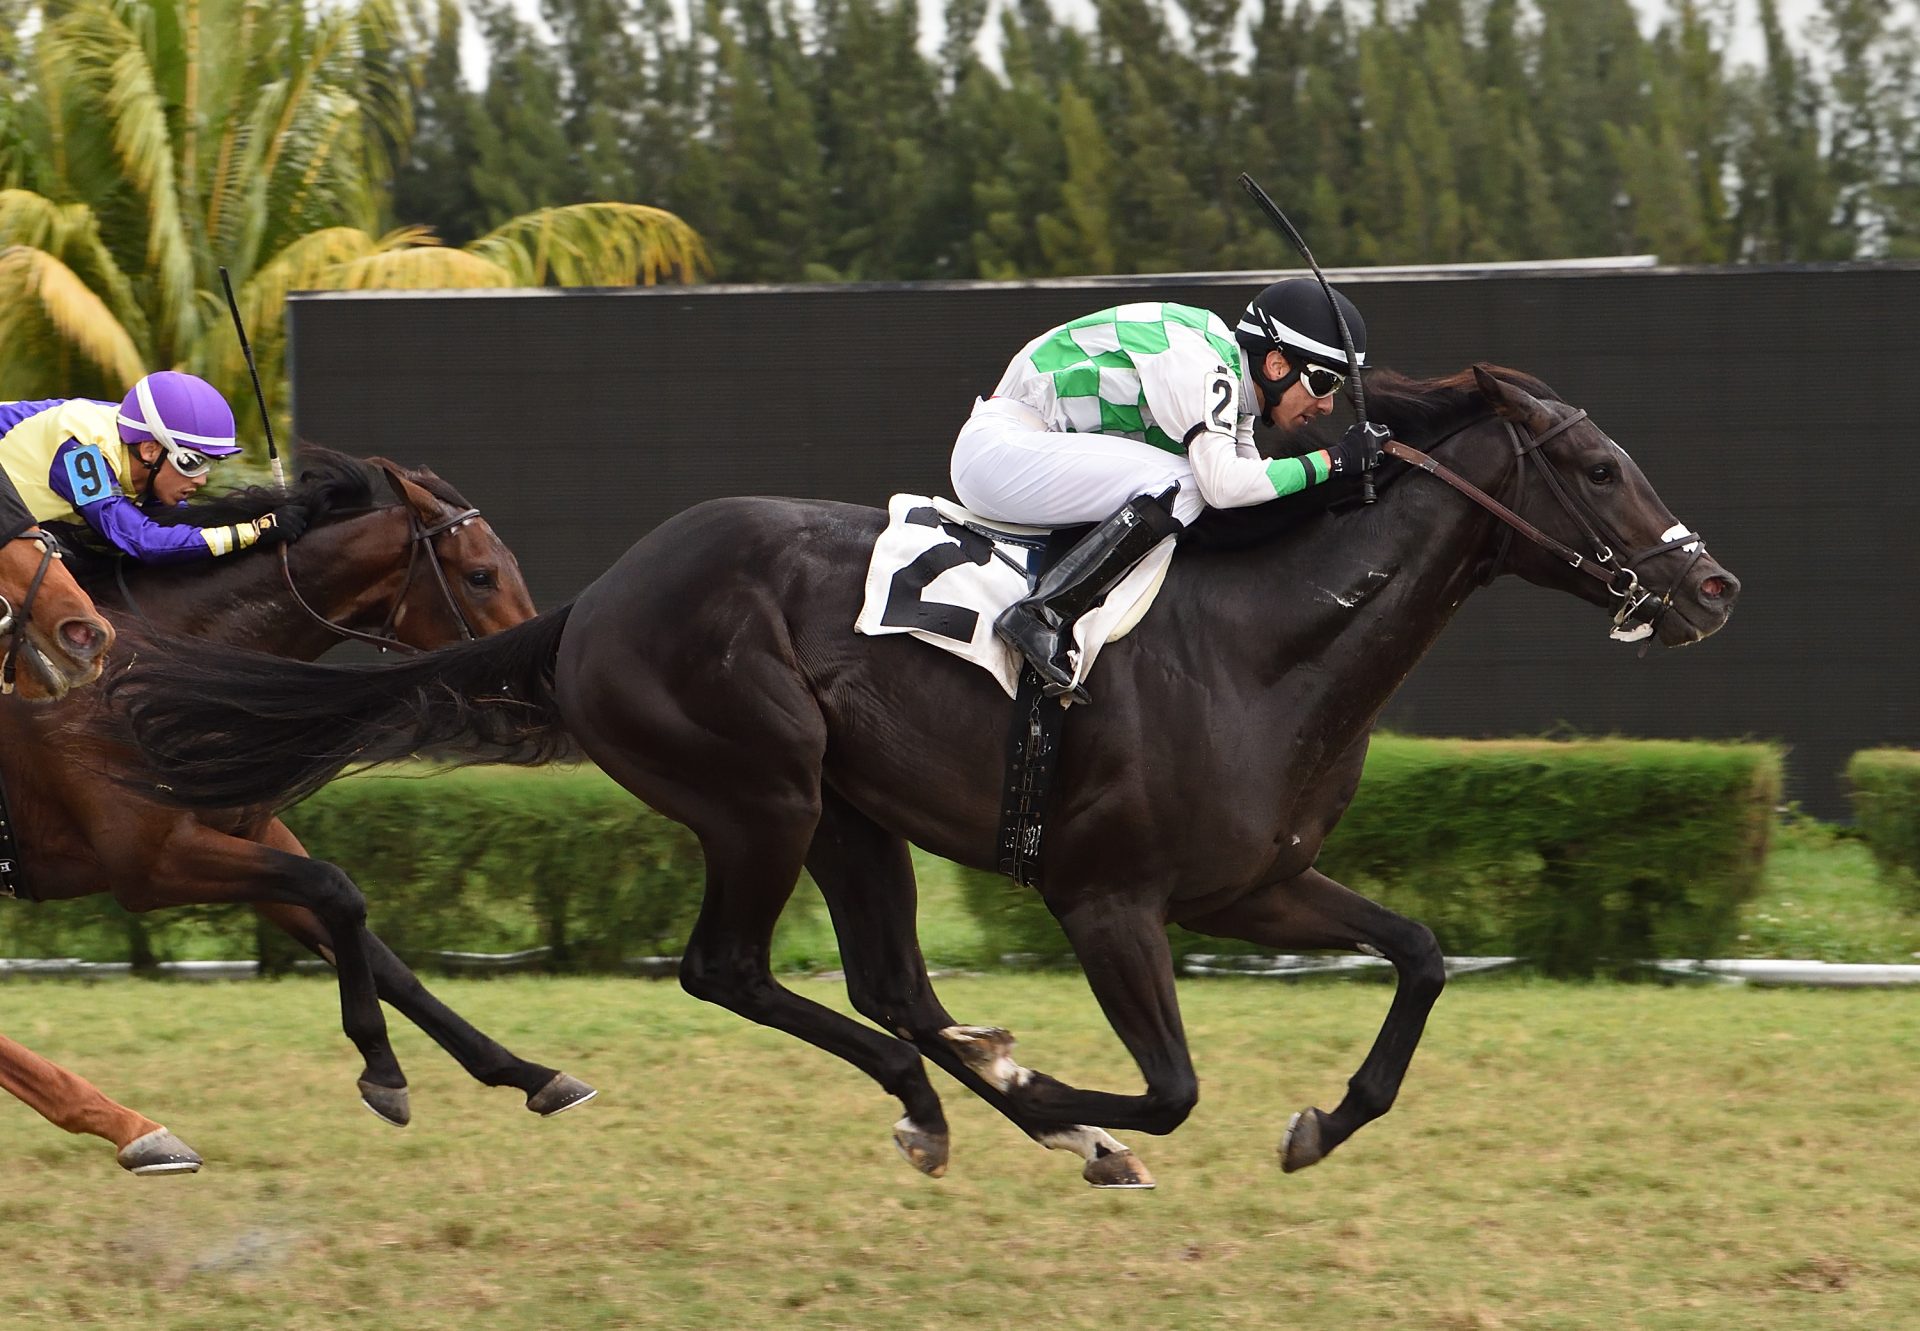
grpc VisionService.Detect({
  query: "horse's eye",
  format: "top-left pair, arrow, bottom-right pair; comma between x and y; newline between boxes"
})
466,569 -> 495,589
1587,464 -> 1615,485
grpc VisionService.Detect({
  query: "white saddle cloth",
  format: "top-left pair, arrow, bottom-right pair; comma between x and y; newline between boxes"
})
854,493 -> 1173,700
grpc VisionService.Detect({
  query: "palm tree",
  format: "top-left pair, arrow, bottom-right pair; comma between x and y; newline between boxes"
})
0,0 -> 705,443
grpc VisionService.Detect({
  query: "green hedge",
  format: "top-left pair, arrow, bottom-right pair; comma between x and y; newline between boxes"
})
3,742 -> 1780,975
958,736 -> 1782,977
1850,749 -> 1920,904
0,766 -> 723,970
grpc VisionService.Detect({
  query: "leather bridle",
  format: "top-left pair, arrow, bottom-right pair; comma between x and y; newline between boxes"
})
281,497 -> 484,654
0,531 -> 66,694
1383,405 -> 1710,643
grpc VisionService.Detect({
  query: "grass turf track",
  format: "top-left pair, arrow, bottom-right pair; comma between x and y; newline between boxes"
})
2,974 -> 1918,1329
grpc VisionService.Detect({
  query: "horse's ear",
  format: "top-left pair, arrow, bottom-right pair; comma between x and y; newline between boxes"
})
1472,364 -> 1553,431
373,460 -> 440,520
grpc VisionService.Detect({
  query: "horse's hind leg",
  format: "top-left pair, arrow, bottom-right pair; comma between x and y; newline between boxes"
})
110,824 -> 410,1127
0,1034 -> 202,1174
807,790 -> 1150,1186
254,902 -> 596,1116
249,821 -> 594,1116
1179,867 -> 1445,1172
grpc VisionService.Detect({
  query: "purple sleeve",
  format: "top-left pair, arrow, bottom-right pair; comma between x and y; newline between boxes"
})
81,495 -> 221,563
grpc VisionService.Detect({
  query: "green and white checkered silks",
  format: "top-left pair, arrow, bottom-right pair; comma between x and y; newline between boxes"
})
1004,303 -> 1245,453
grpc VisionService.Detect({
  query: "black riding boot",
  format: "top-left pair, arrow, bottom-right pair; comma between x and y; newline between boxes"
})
994,488 -> 1182,703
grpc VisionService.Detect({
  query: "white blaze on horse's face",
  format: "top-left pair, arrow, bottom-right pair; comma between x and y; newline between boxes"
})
1661,522 -> 1703,555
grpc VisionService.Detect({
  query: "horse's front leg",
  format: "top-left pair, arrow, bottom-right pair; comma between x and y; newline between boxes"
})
0,1033 -> 201,1174
111,820 -> 410,1126
249,820 -> 596,1117
1178,867 -> 1446,1172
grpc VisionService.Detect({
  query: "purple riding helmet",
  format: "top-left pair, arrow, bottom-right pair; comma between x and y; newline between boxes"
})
115,372 -> 243,478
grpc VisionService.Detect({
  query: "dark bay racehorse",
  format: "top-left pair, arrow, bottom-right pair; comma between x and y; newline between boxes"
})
2,448 -> 593,1168
114,367 -> 1738,1187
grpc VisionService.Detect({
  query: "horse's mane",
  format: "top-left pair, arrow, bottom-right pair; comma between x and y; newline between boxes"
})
48,446 -> 470,590
1182,363 -> 1563,552
1363,364 -> 1562,444
153,445 -> 470,527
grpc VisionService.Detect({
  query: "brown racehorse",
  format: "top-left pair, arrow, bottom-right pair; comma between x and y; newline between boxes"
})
1,449 -> 594,1173
112,368 -> 1739,1188
0,499 -> 177,1172
0,521 -> 113,700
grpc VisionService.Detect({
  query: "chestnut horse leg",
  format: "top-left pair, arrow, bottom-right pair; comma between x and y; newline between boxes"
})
805,788 -> 1151,1187
0,1034 -> 201,1173
108,823 -> 410,1126
1178,867 -> 1447,1172
250,809 -> 595,1115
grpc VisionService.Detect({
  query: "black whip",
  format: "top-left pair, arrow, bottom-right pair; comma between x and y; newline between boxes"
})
1236,173 -> 1374,503
218,265 -> 286,488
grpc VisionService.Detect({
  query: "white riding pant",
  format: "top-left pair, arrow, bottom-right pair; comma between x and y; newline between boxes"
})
950,398 -> 1210,527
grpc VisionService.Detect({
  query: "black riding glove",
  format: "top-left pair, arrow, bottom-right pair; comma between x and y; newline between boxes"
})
1327,422 -> 1391,476
254,503 -> 308,546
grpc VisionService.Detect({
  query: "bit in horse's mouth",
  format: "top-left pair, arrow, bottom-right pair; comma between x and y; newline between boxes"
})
17,634 -> 78,700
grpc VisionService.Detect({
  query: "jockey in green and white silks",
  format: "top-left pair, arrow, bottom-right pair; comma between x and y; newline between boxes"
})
952,278 -> 1387,701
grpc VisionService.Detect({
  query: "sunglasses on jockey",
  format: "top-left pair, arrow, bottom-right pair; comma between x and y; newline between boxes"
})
116,377 -> 231,479
1247,307 -> 1349,402
1297,362 -> 1345,400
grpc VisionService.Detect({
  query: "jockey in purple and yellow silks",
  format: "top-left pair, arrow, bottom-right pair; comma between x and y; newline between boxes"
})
0,371 -> 305,564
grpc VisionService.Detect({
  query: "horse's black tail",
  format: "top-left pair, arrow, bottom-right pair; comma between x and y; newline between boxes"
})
109,603 -> 576,812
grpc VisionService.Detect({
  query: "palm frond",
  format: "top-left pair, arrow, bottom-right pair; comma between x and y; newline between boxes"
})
329,244 -> 517,290
0,188 -> 152,353
44,5 -> 198,360
0,244 -> 146,391
465,203 -> 712,287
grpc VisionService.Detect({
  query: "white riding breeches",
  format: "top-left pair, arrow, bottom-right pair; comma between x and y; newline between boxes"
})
950,397 -> 1211,527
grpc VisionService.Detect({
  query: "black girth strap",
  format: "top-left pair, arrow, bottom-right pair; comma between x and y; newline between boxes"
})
0,761 -> 28,901
994,529 -> 1080,888
997,664 -> 1066,888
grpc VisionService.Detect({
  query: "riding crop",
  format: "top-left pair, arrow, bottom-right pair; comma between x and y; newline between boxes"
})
1236,172 -> 1376,504
218,266 -> 286,489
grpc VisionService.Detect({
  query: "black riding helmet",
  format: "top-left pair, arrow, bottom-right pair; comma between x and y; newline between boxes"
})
1234,276 -> 1368,412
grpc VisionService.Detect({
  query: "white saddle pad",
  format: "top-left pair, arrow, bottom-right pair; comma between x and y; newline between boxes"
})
854,494 -> 1173,700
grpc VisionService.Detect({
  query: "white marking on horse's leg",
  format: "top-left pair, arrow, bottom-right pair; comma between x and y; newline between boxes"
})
1036,1124 -> 1132,1162
939,1025 -> 1033,1093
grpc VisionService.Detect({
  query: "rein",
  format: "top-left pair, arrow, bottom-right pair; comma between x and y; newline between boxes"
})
1384,407 -> 1709,641
281,501 -> 483,653
0,532 -> 64,695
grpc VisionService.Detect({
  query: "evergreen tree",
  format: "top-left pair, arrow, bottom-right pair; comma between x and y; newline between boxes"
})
391,1 -> 487,244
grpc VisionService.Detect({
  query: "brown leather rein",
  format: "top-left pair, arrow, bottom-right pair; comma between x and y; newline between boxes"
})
1383,407 -> 1709,640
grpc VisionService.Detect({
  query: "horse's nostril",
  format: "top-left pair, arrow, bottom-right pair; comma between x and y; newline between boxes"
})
1701,577 -> 1727,599
60,618 -> 110,660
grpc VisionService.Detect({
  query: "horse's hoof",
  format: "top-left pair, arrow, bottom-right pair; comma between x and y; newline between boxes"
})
117,1128 -> 203,1176
1083,1149 -> 1155,1189
358,1080 -> 411,1127
526,1072 -> 598,1118
1280,1107 -> 1329,1173
892,1117 -> 950,1178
